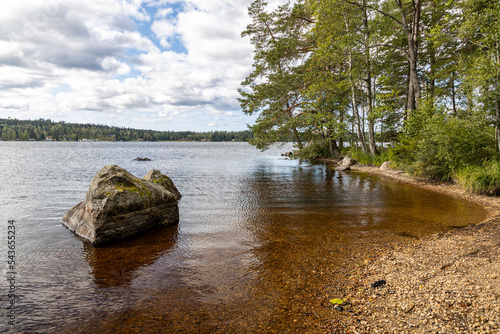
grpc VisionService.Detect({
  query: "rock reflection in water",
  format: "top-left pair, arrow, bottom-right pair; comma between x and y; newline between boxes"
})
83,225 -> 178,288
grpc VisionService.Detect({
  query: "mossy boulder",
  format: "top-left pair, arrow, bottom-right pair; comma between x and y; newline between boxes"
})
62,165 -> 180,246
143,169 -> 181,200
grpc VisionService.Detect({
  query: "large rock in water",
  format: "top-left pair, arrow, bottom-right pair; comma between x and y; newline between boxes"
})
143,169 -> 181,200
62,165 -> 180,246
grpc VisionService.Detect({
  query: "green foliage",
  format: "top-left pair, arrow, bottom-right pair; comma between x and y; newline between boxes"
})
239,0 -> 313,150
391,113 -> 496,181
457,0 -> 500,148
386,100 -> 436,170
457,160 -> 500,195
0,118 -> 253,142
349,149 -> 391,167
294,140 -> 332,159
240,0 -> 500,180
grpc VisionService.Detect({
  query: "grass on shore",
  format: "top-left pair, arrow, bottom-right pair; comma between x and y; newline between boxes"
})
456,160 -> 500,196
350,149 -> 500,197
348,149 -> 391,167
295,140 -> 500,196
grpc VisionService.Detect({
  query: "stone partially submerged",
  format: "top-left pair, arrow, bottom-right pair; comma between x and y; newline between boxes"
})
335,156 -> 357,171
62,165 -> 180,246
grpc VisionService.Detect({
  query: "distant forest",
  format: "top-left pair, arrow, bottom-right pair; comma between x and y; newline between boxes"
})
0,118 -> 253,142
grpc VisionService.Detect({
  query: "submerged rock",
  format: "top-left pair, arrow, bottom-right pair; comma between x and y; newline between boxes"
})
62,165 -> 180,246
134,157 -> 151,161
371,280 -> 387,288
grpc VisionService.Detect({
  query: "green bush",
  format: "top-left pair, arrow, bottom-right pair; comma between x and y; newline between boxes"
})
457,160 -> 500,195
295,140 -> 332,159
390,113 -> 496,181
387,136 -> 419,170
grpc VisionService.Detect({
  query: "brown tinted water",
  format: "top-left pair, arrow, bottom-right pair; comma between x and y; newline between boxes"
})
0,142 -> 487,333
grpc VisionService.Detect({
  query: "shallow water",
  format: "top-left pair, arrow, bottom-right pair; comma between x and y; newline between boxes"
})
0,142 -> 487,333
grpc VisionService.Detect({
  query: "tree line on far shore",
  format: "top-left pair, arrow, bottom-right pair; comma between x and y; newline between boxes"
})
240,0 -> 500,195
0,118 -> 253,142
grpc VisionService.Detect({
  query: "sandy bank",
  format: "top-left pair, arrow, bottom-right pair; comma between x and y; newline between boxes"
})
330,164 -> 500,333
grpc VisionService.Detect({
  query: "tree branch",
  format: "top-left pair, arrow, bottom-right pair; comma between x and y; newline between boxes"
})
272,102 -> 302,122
343,0 -> 403,26
298,16 -> 315,24
293,111 -> 306,119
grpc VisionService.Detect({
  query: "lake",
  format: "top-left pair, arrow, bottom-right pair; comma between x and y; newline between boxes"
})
0,142 -> 487,333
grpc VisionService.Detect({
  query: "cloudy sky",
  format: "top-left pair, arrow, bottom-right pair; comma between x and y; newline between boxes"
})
0,0 -> 287,131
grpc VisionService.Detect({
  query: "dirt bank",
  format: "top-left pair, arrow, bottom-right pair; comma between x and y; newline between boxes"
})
332,164 -> 500,333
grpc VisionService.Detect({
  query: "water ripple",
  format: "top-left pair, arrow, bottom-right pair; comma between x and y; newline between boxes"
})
0,142 -> 487,333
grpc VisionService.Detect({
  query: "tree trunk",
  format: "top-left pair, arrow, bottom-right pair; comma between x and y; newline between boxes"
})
396,0 -> 422,113
428,0 -> 437,106
496,98 -> 500,152
351,120 -> 355,149
363,2 -> 378,155
467,91 -> 473,116
345,14 -> 367,152
292,126 -> 303,150
407,37 -> 421,112
338,109 -> 344,150
327,129 -> 338,156
404,63 -> 410,120
451,71 -> 457,116
429,42 -> 436,104
350,85 -> 367,153
496,42 -> 500,151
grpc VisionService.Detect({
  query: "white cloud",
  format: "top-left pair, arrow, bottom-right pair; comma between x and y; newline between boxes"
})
150,19 -> 176,47
0,0 -> 290,131
151,19 -> 176,39
155,8 -> 174,18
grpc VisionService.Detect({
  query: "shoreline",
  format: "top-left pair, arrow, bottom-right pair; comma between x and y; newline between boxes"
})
328,163 -> 500,333
349,165 -> 500,218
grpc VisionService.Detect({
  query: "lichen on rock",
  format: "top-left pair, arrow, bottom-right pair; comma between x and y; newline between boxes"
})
62,165 -> 181,246
143,169 -> 181,200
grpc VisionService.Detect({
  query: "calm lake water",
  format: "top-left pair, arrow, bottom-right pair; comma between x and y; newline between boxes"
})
0,142 -> 487,333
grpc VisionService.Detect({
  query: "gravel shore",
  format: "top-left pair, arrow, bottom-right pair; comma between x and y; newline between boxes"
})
334,165 -> 500,334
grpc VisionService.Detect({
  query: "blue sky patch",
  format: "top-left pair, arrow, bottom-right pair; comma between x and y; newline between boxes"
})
49,84 -> 72,96
136,2 -> 188,54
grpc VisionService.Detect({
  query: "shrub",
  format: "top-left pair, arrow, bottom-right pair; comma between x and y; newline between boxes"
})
457,160 -> 500,195
349,149 -> 372,165
390,113 -> 496,181
295,140 -> 333,159
349,149 -> 391,167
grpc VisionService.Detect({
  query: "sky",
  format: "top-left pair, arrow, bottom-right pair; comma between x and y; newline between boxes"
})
0,0 -> 288,131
